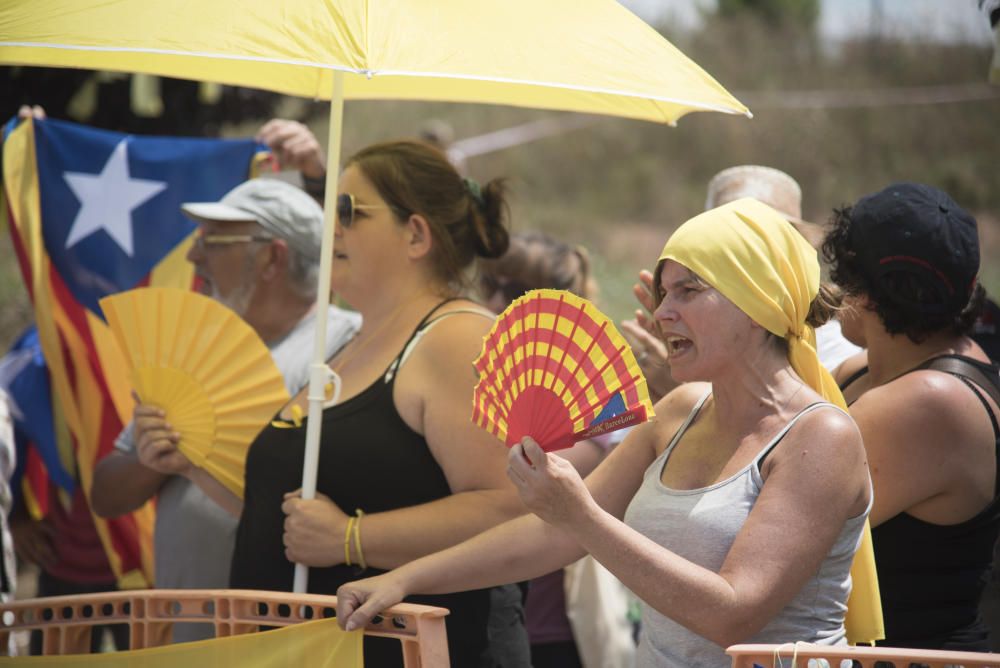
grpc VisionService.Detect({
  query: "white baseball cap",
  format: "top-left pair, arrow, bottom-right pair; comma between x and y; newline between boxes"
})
182,178 -> 322,260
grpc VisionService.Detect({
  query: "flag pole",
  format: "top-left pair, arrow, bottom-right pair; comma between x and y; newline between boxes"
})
294,69 -> 345,594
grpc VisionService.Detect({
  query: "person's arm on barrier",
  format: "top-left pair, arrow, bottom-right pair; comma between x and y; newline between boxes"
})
335,385 -> 683,631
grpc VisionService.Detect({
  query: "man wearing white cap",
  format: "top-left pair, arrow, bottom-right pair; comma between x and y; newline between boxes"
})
91,178 -> 360,642
622,165 -> 861,402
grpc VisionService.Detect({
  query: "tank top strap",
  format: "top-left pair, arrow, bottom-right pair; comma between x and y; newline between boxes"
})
661,390 -> 712,461
918,355 -> 1000,496
410,298 -> 462,344
839,365 -> 870,397
384,301 -> 495,382
754,402 -> 848,465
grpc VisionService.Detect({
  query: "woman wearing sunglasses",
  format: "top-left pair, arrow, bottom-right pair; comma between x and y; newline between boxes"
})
336,198 -> 876,668
155,140 -> 529,666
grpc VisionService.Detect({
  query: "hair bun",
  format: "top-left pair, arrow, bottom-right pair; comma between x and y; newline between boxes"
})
474,178 -> 510,259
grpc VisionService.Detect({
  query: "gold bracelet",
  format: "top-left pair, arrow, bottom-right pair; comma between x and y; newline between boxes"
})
353,509 -> 367,570
344,515 -> 355,567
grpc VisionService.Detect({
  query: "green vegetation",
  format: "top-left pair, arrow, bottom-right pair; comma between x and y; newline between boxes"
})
716,0 -> 821,29
2,13 -> 997,347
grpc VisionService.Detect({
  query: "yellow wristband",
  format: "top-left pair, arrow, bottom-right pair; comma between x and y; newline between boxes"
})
344,515 -> 355,567
353,509 -> 366,570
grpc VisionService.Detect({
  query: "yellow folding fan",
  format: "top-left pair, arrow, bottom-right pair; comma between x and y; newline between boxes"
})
99,287 -> 290,499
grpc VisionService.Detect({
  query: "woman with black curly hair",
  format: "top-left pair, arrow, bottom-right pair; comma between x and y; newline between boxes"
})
825,182 -> 1000,651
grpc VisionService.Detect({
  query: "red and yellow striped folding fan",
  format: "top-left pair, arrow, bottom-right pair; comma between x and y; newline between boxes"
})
473,289 -> 654,452
99,287 -> 290,499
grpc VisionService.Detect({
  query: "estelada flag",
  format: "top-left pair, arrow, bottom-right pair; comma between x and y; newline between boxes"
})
0,326 -> 74,520
0,116 -> 265,587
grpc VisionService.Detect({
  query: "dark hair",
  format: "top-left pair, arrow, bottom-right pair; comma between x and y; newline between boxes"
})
478,231 -> 595,305
346,140 -> 510,288
822,205 -> 984,342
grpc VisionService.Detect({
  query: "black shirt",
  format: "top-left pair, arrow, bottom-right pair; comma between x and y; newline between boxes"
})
230,302 -> 499,667
843,354 -> 1000,650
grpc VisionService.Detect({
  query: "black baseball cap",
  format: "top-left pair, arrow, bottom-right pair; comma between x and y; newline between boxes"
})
850,182 -> 979,314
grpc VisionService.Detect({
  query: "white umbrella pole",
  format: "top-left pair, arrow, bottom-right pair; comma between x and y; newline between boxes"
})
294,70 -> 345,594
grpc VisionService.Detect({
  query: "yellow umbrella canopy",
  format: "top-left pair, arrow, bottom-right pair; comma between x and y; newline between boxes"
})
0,0 -> 748,123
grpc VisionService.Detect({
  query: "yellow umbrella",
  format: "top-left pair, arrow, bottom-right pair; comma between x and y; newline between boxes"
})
2,0 -> 752,594
0,0 -> 747,122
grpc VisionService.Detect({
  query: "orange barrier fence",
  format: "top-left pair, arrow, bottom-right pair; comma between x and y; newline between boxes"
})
728,642 -> 1000,667
0,589 -> 450,667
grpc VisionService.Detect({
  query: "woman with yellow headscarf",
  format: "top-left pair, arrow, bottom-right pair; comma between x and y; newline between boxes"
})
336,199 -> 878,668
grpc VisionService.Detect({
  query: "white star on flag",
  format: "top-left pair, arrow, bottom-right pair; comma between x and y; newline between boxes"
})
63,139 -> 167,256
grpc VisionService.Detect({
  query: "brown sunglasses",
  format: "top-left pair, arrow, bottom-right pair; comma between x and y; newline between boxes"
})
336,193 -> 390,228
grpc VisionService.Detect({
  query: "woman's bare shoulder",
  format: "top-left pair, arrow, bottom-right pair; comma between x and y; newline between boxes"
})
421,300 -> 495,340
646,382 -> 710,443
403,300 -> 494,384
784,402 -> 863,456
855,367 -> 987,441
657,381 -> 710,417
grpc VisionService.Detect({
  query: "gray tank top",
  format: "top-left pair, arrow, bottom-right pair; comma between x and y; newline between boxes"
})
623,393 -> 871,668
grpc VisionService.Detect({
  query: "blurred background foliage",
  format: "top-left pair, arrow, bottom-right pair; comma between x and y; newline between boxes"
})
1,2 -> 998,344
716,0 -> 821,28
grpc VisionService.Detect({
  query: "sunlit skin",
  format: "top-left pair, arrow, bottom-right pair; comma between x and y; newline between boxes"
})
329,165 -> 412,309
836,293 -> 867,349
653,260 -> 759,385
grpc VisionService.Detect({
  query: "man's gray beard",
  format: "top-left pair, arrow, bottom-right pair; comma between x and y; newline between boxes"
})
211,268 -> 257,317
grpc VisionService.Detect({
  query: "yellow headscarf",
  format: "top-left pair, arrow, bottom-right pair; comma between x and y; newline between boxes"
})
658,197 -> 884,644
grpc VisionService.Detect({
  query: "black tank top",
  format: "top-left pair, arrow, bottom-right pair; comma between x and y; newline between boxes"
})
842,354 -> 1000,650
230,300 -> 497,667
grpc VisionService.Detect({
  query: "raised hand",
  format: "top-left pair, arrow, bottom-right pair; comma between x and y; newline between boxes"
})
621,268 -> 676,402
255,119 -> 326,181
632,268 -> 658,324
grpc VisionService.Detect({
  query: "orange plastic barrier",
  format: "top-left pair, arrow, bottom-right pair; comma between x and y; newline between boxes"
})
0,589 -> 449,667
727,642 -> 1000,667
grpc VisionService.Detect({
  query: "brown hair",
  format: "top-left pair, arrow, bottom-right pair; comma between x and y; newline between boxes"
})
478,231 -> 596,305
346,140 -> 510,288
806,282 -> 843,329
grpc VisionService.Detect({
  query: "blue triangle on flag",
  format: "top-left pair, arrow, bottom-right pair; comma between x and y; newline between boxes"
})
590,392 -> 627,426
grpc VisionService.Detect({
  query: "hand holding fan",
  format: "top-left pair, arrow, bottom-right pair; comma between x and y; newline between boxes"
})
473,289 -> 654,452
99,287 -> 290,498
